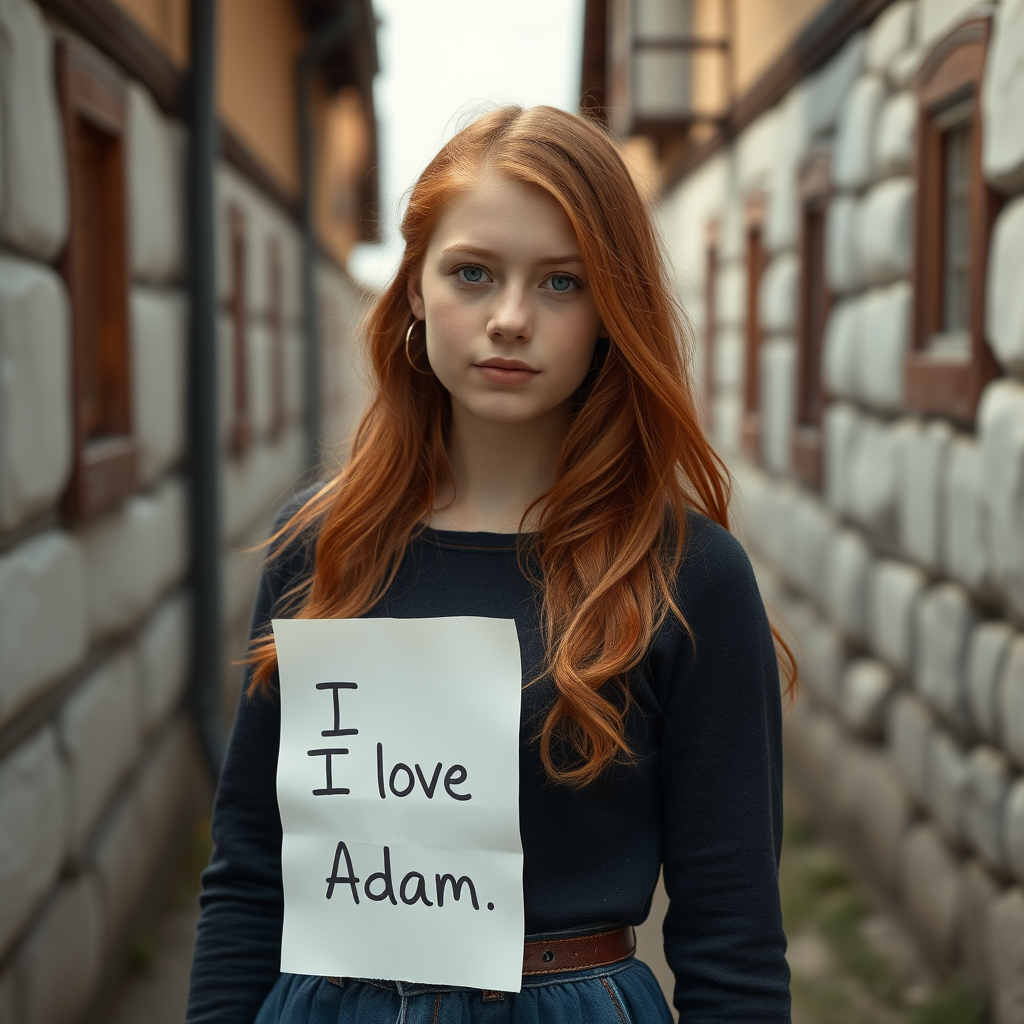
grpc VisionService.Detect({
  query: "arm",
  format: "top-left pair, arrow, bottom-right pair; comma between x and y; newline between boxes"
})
186,502 -> 316,1024
656,519 -> 790,1021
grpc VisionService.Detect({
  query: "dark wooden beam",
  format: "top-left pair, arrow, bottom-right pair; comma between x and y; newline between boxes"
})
662,0 -> 894,193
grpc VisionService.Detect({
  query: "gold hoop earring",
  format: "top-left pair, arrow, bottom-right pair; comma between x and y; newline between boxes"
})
405,320 -> 433,376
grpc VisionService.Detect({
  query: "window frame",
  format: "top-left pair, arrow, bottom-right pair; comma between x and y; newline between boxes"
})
906,14 -> 1000,424
267,237 -> 286,439
227,203 -> 252,458
792,151 -> 833,489
741,191 -> 767,461
56,38 -> 137,520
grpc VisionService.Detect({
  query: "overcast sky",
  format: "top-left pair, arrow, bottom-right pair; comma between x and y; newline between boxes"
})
348,0 -> 586,290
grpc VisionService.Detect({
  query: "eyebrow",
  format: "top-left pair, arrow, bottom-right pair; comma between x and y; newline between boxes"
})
439,244 -> 585,266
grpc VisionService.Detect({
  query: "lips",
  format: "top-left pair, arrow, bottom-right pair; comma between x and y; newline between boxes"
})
474,357 -> 539,386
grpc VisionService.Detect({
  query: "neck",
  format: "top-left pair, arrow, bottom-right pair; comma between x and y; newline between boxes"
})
430,401 -> 571,533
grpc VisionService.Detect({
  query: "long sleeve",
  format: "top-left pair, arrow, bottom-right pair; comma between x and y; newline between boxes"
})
186,505 -> 315,1024
654,519 -> 790,1020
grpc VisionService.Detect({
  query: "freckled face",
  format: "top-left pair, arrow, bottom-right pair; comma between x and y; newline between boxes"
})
407,170 -> 603,425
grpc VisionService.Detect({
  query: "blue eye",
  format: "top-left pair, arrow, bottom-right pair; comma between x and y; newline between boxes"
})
546,274 -> 577,292
456,265 -> 488,284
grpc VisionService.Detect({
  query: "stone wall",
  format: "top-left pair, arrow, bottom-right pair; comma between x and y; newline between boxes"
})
661,0 -> 1024,1018
0,2 -> 368,1021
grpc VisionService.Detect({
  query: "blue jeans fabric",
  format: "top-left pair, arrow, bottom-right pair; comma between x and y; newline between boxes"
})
253,958 -> 674,1024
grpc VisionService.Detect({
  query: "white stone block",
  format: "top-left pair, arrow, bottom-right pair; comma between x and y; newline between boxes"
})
135,716 -> 194,852
839,658 -> 894,739
11,874 -> 103,1024
987,197 -> 1024,373
127,83 -> 184,282
940,436 -> 988,592
966,745 -> 1012,871
888,691 -> 935,806
759,338 -> 796,475
759,253 -> 799,336
990,887 -> 1024,1023
136,591 -> 190,735
783,493 -> 836,604
0,728 -> 67,957
983,0 -> 1024,193
849,750 -> 912,890
1007,780 -> 1024,885
713,392 -> 743,454
764,83 -> 812,253
807,33 -> 866,138
825,194 -> 862,295
926,728 -> 969,843
77,492 -> 167,639
58,649 -> 141,850
284,326 -> 305,423
91,790 -> 149,945
823,401 -> 861,514
856,283 -> 912,412
1000,638 -> 1024,769
130,287 -> 186,485
715,261 -> 746,329
898,823 -> 963,965
898,418 -> 953,571
856,178 -> 915,287
846,415 -> 902,535
960,859 -> 1001,986
834,74 -> 887,191
0,0 -> 68,259
979,380 -> 1024,616
713,327 -> 744,392
0,531 -> 86,724
865,0 -> 917,73
874,91 -> 918,177
153,473 -> 188,595
824,528 -> 873,643
0,255 -> 72,529
248,318 -> 273,440
801,616 -> 849,708
919,0 -> 988,50
821,298 -> 861,401
966,621 -> 1016,744
869,559 -> 928,675
914,582 -> 981,734
736,106 -> 782,194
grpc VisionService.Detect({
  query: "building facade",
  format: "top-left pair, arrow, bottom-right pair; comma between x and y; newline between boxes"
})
586,0 -> 1024,1018
0,1 -> 377,1021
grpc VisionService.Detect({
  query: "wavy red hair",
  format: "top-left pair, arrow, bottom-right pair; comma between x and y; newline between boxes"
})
247,105 -> 796,785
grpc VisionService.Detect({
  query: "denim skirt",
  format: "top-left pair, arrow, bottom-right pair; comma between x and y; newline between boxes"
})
253,957 -> 674,1024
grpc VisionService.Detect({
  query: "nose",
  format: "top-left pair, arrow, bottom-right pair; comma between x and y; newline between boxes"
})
486,284 -> 532,344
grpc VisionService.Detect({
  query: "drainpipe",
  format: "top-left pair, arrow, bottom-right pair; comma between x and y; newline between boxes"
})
186,0 -> 225,780
297,1 -> 355,473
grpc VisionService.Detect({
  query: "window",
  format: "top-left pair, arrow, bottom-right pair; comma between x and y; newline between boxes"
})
267,238 -> 286,438
56,38 -> 137,519
702,220 -> 719,431
227,204 -> 252,457
793,152 -> 833,488
906,14 -> 1000,423
741,192 -> 767,461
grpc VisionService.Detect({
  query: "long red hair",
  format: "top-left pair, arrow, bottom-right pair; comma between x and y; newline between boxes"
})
247,105 -> 796,785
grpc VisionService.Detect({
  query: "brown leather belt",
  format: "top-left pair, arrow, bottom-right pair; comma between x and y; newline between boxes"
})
521,925 -> 636,976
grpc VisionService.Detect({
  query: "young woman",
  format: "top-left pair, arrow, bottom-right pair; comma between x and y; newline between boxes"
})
187,105 -> 794,1024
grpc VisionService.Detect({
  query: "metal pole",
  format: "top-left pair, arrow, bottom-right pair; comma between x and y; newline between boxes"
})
297,1 -> 355,474
186,0 -> 225,780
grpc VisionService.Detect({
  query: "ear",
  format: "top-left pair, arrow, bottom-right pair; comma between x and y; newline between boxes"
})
407,271 -> 426,321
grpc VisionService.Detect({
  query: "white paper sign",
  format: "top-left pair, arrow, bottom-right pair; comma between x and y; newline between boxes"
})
272,616 -> 525,992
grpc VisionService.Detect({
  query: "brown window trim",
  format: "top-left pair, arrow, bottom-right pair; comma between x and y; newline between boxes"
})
792,151 -> 833,489
56,38 -> 137,520
702,219 -> 719,432
227,204 -> 252,457
741,191 -> 767,461
905,14 -> 1001,425
267,238 -> 286,439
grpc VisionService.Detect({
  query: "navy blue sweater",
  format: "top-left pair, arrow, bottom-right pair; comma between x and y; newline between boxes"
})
186,503 -> 790,1022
